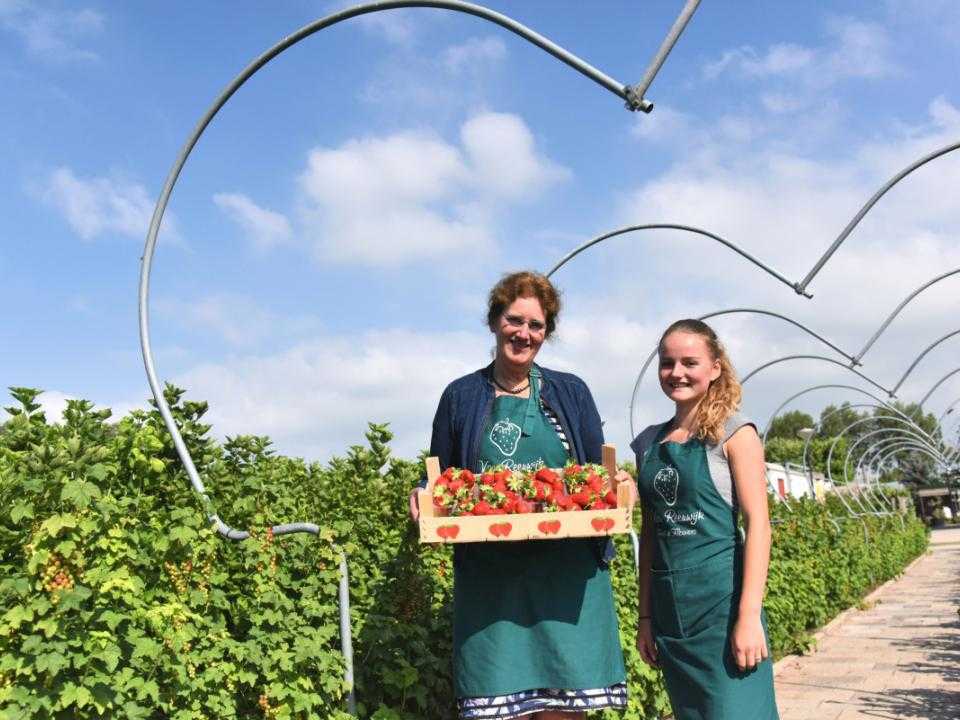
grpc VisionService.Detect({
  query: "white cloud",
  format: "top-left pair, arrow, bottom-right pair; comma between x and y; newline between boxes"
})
297,112 -> 568,266
600,95 -> 960,435
460,112 -> 570,200
704,43 -> 814,80
326,1 -> 418,45
703,18 -> 896,90
0,1 -> 104,62
157,294 -> 320,348
35,389 -> 73,423
442,36 -> 507,73
822,17 -> 897,80
631,104 -> 694,143
173,329 -> 488,460
41,166 -> 179,243
213,192 -> 291,251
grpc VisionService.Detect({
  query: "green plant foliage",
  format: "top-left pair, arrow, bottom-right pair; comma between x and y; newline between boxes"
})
0,388 -> 928,719
764,411 -> 815,440
763,437 -> 849,480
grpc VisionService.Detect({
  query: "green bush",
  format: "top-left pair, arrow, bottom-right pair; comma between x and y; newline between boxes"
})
0,388 -> 927,719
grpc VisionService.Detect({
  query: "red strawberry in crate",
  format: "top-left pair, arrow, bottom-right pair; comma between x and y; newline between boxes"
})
535,467 -> 560,485
604,490 -> 618,507
515,498 -> 535,514
571,490 -> 592,509
473,500 -> 493,516
588,473 -> 604,493
460,469 -> 476,486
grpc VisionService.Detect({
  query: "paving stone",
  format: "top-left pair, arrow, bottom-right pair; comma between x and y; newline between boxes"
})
774,539 -> 960,719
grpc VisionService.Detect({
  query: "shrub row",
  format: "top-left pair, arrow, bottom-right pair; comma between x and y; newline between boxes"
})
0,387 -> 927,719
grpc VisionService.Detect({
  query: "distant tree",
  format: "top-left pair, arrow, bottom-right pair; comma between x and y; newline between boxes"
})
765,410 -> 815,440
818,402 -> 868,439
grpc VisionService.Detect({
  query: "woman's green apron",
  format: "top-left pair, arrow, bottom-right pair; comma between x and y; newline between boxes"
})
453,369 -> 626,697
638,423 -> 779,720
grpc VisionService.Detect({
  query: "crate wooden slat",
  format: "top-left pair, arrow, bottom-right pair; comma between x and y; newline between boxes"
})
418,444 -> 634,543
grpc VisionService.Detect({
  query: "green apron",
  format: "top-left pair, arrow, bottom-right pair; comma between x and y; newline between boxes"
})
638,425 -> 779,720
453,369 -> 626,698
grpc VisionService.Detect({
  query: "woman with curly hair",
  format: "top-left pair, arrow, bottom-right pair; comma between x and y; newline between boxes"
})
411,271 -> 632,719
631,319 -> 779,719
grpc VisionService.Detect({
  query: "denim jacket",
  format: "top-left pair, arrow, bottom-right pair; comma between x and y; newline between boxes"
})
428,362 -> 604,473
425,362 -> 614,564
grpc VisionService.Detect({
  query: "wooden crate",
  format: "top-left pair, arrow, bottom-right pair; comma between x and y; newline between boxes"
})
418,444 -> 634,543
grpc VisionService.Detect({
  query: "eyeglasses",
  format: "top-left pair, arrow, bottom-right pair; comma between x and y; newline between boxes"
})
503,313 -> 546,334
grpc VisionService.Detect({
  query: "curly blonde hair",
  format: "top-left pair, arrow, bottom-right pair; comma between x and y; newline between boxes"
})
659,319 -> 742,445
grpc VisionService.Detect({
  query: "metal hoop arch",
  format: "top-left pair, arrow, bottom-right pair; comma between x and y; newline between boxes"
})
919,367 -> 960,408
890,328 -> 960,396
741,355 -> 894,396
138,0 -> 690,540
629,310 -> 858,438
761,384 -> 897,445
854,268 -> 960,363
544,224 -> 803,294
796,139 -> 960,294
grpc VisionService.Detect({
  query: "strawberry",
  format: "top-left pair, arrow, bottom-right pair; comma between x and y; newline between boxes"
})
592,500 -> 609,510
519,500 -> 536,513
473,500 -> 492,516
571,490 -> 593,508
535,467 -> 560,485
587,473 -> 604,493
460,469 -> 476,487
604,490 -> 618,507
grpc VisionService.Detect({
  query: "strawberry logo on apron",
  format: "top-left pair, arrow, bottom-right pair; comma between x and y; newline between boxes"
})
653,466 -> 679,506
489,419 -> 522,456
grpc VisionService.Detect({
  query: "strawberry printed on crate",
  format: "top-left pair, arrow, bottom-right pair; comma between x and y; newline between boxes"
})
562,462 -> 617,510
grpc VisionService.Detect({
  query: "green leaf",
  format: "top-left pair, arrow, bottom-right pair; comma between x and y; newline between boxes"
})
169,525 -> 198,545
10,502 -> 34,524
39,513 -> 77,537
59,682 -> 92,710
131,637 -> 161,661
87,463 -> 109,481
35,651 -> 70,676
61,479 -> 101,508
97,610 -> 125,632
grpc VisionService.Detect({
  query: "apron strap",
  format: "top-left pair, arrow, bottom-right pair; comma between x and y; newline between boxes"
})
521,367 -> 542,437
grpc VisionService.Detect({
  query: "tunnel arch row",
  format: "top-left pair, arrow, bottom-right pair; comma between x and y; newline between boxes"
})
139,0 -> 710,541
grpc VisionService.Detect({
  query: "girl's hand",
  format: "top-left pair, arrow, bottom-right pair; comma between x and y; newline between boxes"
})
636,618 -> 659,666
409,488 -> 421,522
730,613 -> 768,672
613,470 -> 638,505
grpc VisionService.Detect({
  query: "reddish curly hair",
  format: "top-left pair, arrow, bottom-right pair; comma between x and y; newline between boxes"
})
486,271 -> 561,338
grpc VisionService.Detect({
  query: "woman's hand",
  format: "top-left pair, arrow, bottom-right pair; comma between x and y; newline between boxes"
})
636,617 -> 658,666
409,487 -> 421,522
730,613 -> 768,672
613,470 -> 638,505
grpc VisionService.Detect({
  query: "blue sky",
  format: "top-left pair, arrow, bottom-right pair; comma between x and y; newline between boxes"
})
2,0 -> 959,461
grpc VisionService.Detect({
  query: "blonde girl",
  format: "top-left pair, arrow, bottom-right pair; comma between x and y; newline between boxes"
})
630,319 -> 779,719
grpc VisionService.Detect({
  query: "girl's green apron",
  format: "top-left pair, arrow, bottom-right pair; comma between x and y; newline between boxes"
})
638,424 -> 779,720
453,369 -> 626,697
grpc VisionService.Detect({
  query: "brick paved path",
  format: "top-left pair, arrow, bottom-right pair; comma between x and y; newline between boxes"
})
773,527 -> 960,720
